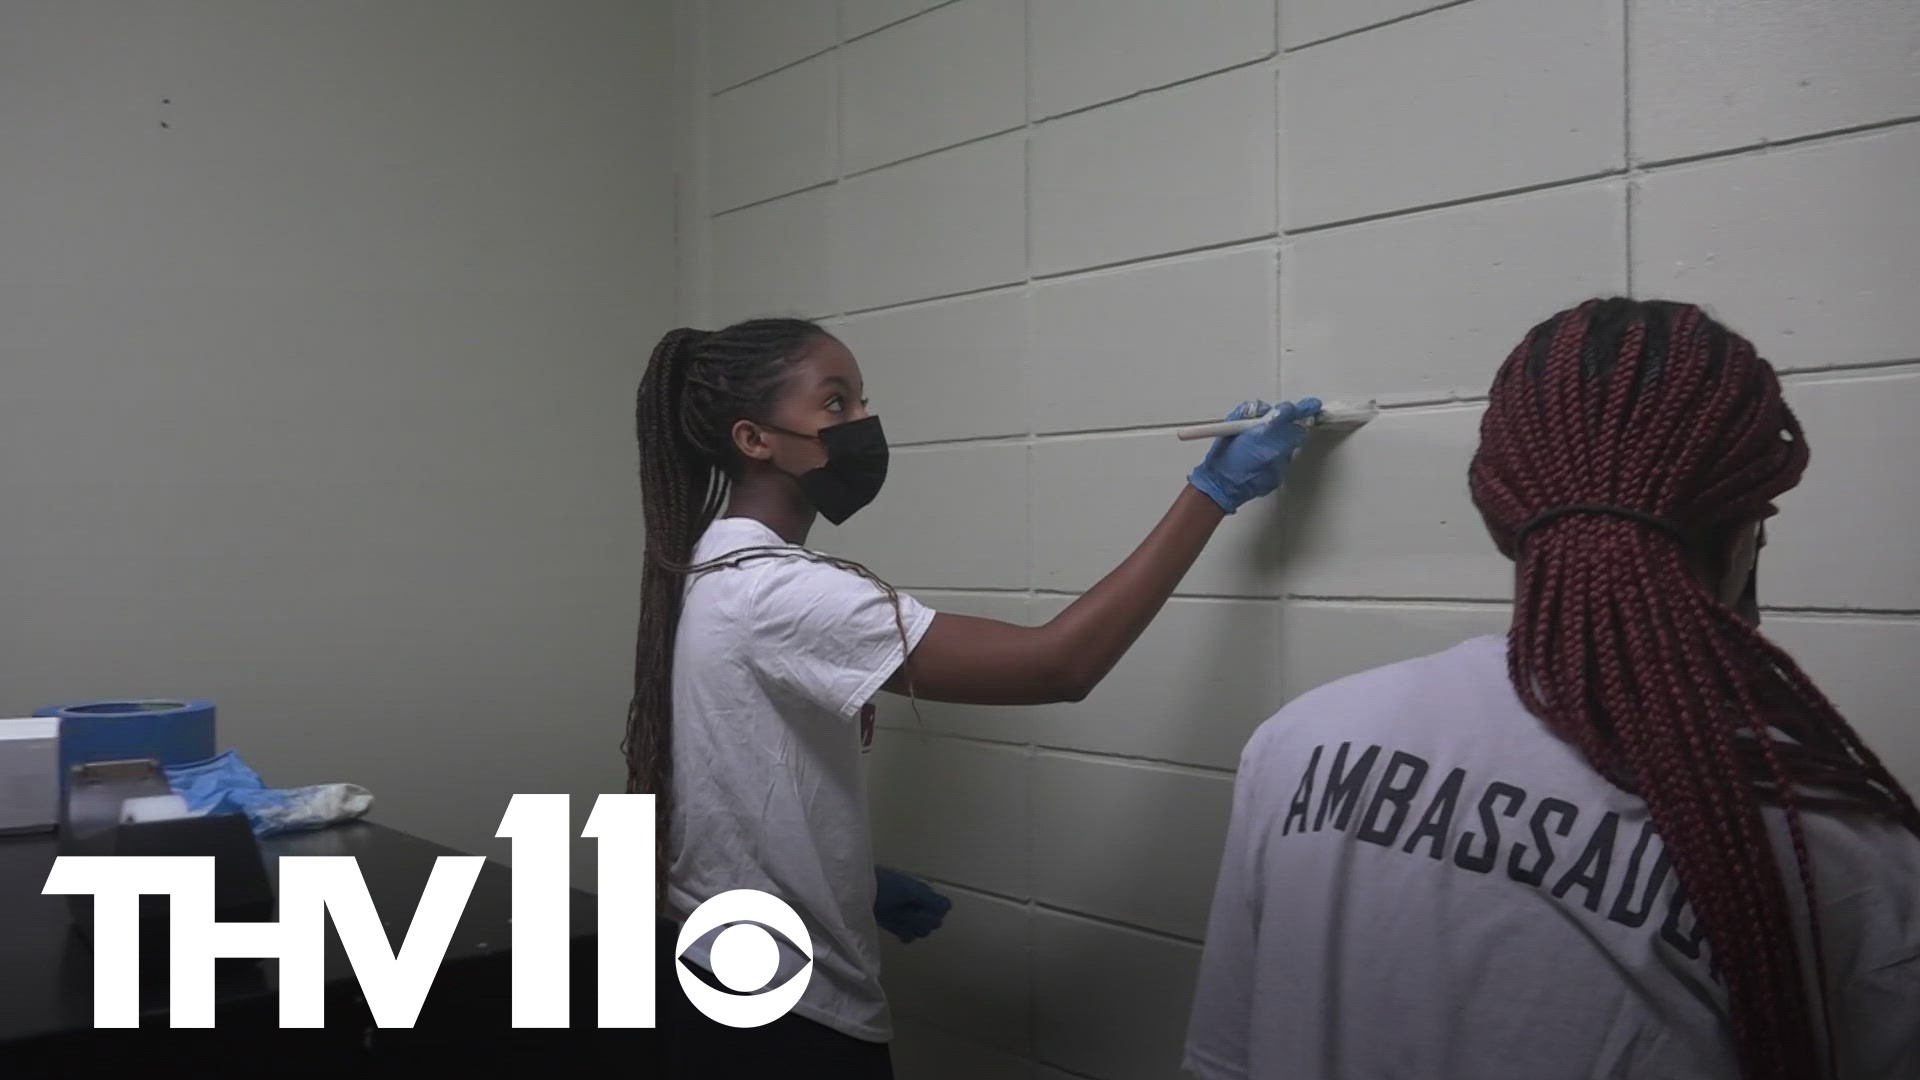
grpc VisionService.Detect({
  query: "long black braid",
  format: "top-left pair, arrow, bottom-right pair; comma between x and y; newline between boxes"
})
627,318 -> 918,897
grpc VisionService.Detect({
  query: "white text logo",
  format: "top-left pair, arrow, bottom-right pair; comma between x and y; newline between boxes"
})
40,794 -> 812,1029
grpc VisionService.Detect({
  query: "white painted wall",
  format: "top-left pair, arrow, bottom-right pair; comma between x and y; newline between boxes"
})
682,2 -> 1920,1075
0,0 -> 677,886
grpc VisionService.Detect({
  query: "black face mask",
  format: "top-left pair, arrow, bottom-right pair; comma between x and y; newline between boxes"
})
1737,554 -> 1759,624
1735,525 -> 1764,624
764,415 -> 890,525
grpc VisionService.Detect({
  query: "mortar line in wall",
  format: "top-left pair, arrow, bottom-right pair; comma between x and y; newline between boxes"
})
1621,0 -> 1634,165
801,88 -> 1920,297
908,873 -> 1209,949
1033,901 -> 1208,948
839,278 -> 1030,320
883,590 -> 1920,618
1273,92 -> 1287,405
1035,589 -> 1508,608
1021,39 -> 1052,1045
830,23 -> 844,185
1023,440 -> 1037,590
842,0 -> 968,45
708,44 -> 838,98
1086,588 -> 1488,605
1020,0 -> 1039,455
1022,0 -> 1036,291
1632,112 -> 1920,172
1029,52 -> 1277,126
1021,0 -> 1041,1015
830,282 -> 1027,325
975,395 -> 1482,441
911,397 -> 1452,444
1283,593 -> 1509,607
889,396 -> 1479,450
708,178 -> 840,221
1621,0 -> 1635,296
943,358 -> 1920,426
875,722 -> 1027,751
876,368 -> 1909,447
834,236 -> 1286,323
673,0 -> 702,325
840,123 -> 1030,184
899,400 -> 1575,447
872,720 -> 1244,776
1272,0 -> 1288,392
875,726 -> 1024,755
1031,587 -> 1281,603
696,0 -> 728,325
1279,0 -> 1480,53
1030,234 -> 1281,284
831,109 -> 1920,263
1624,178 -> 1637,298
1779,357 -> 1920,382
1021,20 -> 1039,1025
1026,895 -> 1039,1064
853,251 -> 1440,342
1287,596 -> 1920,619
1034,745 -> 1238,780
1286,168 -> 1627,236
888,430 -> 1083,450
1751,605 -> 1920,620
904,873 -> 1030,909
725,119 -> 1920,317
822,17 -> 850,322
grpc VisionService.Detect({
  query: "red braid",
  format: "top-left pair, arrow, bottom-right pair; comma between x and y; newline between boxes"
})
1468,297 -> 1920,1080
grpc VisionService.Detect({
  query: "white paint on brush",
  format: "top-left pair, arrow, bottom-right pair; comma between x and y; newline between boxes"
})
1173,399 -> 1380,441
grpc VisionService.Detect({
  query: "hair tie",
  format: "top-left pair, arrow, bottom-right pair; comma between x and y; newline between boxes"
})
1515,504 -> 1685,545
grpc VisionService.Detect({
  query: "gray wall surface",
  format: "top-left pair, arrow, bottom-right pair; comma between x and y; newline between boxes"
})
679,1 -> 1920,1076
0,0 -> 677,887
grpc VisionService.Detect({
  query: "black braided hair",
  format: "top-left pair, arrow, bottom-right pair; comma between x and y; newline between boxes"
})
628,319 -> 919,897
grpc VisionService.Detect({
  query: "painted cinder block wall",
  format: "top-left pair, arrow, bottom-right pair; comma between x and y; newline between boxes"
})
1,0 -> 676,888
673,1 -> 1920,1076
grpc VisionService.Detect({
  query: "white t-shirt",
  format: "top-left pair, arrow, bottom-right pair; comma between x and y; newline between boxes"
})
1185,634 -> 1920,1080
665,516 -> 935,1043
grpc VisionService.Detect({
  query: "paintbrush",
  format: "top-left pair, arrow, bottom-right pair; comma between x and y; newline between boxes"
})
1174,399 -> 1380,441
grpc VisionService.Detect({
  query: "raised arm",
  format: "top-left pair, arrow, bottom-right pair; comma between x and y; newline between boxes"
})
882,399 -> 1319,706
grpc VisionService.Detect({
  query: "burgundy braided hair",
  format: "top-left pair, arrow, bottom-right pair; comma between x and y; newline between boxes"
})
1468,297 -> 1920,1080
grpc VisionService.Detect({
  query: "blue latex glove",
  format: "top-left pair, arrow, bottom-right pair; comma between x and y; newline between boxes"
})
162,750 -> 372,838
1187,398 -> 1323,514
874,866 -> 952,944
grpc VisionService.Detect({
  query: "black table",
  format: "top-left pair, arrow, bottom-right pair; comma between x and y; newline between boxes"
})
0,820 -> 665,1076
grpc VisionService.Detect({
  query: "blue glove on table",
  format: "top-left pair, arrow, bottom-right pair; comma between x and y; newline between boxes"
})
162,750 -> 372,838
874,866 -> 952,944
1187,398 -> 1323,514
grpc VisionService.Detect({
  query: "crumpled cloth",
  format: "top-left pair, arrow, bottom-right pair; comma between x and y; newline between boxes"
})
162,750 -> 372,837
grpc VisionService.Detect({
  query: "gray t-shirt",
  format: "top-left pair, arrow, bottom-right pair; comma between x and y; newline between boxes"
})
1184,635 -> 1920,1079
667,517 -> 935,1042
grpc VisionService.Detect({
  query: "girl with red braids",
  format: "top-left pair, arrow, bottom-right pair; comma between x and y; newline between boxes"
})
1183,297 -> 1920,1080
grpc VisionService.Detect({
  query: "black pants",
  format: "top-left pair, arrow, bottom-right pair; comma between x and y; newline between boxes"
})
656,919 -> 893,1080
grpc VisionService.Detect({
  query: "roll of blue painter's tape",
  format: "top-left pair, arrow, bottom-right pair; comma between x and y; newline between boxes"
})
33,700 -> 217,797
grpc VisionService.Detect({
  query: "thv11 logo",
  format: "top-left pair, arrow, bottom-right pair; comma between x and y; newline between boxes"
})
41,794 -> 812,1029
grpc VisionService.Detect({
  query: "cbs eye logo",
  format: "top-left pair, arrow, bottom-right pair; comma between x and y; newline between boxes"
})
674,889 -> 815,1027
